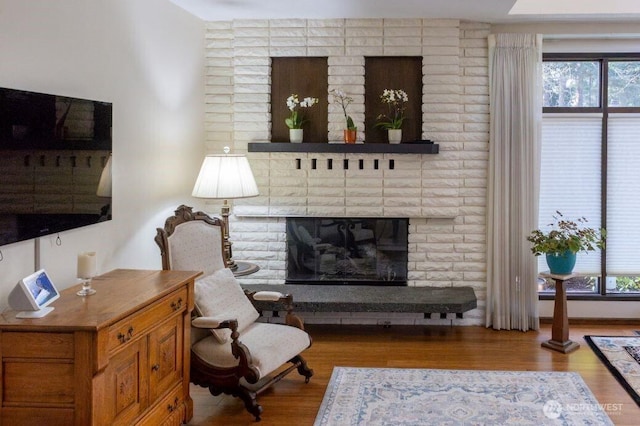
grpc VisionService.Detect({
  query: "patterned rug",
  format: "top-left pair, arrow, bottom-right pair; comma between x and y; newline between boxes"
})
585,335 -> 640,406
314,367 -> 612,425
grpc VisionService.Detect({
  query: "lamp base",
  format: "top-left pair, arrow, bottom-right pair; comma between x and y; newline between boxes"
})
227,259 -> 238,271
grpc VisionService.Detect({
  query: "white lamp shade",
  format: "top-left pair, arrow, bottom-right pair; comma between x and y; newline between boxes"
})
96,154 -> 112,197
192,154 -> 259,199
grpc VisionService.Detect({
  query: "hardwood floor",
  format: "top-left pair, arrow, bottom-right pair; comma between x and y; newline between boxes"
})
187,323 -> 639,425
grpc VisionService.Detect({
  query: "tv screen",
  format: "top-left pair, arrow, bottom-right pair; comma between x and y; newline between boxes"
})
0,87 -> 112,246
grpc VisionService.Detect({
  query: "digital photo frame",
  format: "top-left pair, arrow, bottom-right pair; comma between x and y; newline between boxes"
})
8,269 -> 60,318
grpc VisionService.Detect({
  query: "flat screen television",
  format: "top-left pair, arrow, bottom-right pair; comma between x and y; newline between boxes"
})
8,269 -> 60,318
0,87 -> 112,246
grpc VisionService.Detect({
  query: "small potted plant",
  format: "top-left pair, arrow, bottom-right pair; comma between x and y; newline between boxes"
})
374,88 -> 408,144
331,89 -> 357,143
285,94 -> 318,143
526,211 -> 605,275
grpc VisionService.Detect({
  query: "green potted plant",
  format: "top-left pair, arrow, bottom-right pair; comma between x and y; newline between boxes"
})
526,211 -> 605,274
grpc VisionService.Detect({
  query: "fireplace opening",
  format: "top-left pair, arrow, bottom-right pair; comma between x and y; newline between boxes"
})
286,217 -> 408,286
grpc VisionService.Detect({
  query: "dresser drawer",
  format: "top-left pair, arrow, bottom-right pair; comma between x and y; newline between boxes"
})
1,332 -> 74,359
108,288 -> 187,353
135,383 -> 185,426
1,407 -> 74,426
3,361 -> 74,404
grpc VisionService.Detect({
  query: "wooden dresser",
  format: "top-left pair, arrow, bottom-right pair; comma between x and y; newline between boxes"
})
0,269 -> 201,426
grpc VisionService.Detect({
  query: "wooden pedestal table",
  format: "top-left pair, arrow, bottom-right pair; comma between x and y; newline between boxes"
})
541,273 -> 580,354
232,260 -> 260,277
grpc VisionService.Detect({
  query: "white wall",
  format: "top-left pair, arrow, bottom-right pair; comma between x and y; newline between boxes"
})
0,0 -> 205,309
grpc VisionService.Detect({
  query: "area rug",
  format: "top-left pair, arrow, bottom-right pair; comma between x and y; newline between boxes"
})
314,367 -> 612,425
585,335 -> 640,406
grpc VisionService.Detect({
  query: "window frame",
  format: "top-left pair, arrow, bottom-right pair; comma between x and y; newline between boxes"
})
541,52 -> 640,301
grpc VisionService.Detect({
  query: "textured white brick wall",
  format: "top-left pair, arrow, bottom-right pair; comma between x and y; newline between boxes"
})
203,19 -> 490,326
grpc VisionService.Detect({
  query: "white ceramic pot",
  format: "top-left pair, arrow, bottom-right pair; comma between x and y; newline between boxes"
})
388,129 -> 402,144
289,128 -> 303,143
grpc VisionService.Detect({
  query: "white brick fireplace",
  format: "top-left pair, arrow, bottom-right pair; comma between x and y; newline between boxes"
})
202,18 -> 490,326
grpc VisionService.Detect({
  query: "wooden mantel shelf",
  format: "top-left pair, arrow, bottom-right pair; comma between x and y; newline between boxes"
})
248,142 -> 439,154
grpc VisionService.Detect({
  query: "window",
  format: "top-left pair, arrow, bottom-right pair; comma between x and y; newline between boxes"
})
540,54 -> 640,296
543,61 -> 600,108
608,62 -> 640,107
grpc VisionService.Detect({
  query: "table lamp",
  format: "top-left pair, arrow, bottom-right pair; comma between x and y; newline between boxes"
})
192,147 -> 259,270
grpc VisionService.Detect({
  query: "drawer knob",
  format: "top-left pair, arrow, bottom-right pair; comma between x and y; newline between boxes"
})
170,298 -> 183,311
117,326 -> 134,344
151,363 -> 160,372
167,397 -> 179,412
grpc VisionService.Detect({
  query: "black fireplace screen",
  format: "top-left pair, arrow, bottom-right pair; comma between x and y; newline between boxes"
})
286,218 -> 408,285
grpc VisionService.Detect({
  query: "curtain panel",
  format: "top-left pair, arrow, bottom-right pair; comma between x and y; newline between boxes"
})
486,33 -> 542,331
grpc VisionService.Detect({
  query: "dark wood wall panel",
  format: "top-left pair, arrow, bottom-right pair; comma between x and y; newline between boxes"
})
271,57 -> 328,143
364,57 -> 423,144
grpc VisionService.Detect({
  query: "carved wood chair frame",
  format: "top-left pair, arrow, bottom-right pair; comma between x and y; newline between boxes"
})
155,205 -> 313,421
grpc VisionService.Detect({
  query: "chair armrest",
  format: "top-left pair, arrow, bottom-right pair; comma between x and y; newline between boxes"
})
252,291 -> 286,301
192,316 -> 258,381
245,289 -> 292,305
245,289 -> 305,331
192,316 -> 238,330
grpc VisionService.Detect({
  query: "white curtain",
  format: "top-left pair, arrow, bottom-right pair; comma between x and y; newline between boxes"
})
486,34 -> 542,331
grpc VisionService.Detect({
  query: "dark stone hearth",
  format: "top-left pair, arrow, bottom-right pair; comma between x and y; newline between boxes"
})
243,284 -> 477,316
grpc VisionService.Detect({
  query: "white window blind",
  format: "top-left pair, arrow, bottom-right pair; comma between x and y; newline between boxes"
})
607,114 -> 640,275
539,114 -> 602,274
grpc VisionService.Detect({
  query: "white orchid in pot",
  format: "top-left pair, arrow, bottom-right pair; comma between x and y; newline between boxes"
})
374,88 -> 408,144
285,94 -> 318,143
526,211 -> 605,275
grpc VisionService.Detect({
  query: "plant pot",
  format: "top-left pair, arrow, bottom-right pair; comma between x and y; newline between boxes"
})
289,128 -> 303,143
388,129 -> 402,144
545,250 -> 577,275
344,129 -> 357,144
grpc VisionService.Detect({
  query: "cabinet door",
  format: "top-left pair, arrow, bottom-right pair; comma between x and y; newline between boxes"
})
104,338 -> 149,426
148,316 -> 183,402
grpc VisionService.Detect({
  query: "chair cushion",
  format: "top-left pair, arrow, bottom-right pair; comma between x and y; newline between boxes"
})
191,322 -> 311,379
167,220 -> 226,277
195,268 -> 259,343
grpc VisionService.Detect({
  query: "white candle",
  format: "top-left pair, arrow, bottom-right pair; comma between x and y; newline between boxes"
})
77,251 -> 97,279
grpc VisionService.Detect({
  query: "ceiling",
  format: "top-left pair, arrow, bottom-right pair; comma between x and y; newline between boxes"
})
169,0 -> 640,23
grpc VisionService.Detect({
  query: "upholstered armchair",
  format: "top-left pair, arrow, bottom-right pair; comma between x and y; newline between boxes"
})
155,205 -> 313,421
